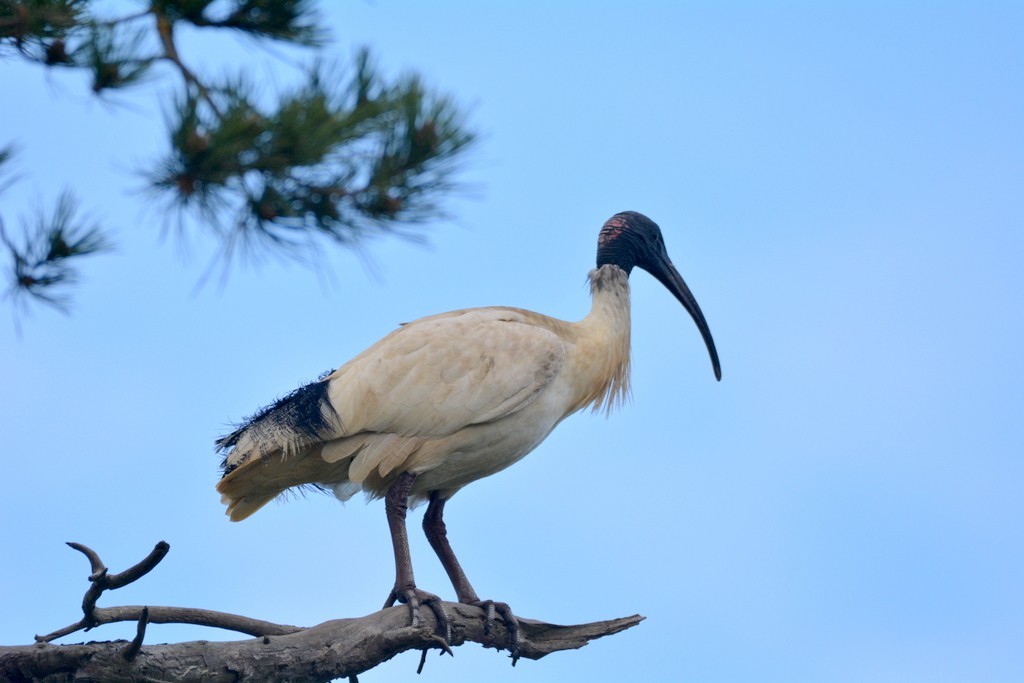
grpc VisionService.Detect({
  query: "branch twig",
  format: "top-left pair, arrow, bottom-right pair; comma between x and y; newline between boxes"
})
120,606 -> 148,661
153,11 -> 223,116
36,603 -> 303,643
36,541 -> 300,643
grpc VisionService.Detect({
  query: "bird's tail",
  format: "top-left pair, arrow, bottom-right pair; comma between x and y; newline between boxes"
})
215,453 -> 344,521
217,375 -> 338,469
216,374 -> 342,521
218,487 -> 278,522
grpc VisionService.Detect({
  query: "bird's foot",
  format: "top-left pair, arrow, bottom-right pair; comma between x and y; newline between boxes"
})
384,586 -> 453,650
468,599 -> 523,665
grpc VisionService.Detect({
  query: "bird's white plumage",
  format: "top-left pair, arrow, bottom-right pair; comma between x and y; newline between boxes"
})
217,265 -> 632,520
324,308 -> 565,438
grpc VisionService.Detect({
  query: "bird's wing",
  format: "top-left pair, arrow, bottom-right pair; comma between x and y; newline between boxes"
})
324,307 -> 566,438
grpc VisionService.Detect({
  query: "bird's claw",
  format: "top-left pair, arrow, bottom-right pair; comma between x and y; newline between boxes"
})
470,599 -> 523,665
385,586 -> 453,647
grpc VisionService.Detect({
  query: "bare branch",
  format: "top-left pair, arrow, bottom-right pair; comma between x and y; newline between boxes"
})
65,541 -> 105,578
105,541 -> 170,588
36,541 -> 301,643
59,541 -> 170,632
9,541 -> 643,680
120,606 -> 148,661
36,604 -> 302,643
7,606 -> 644,682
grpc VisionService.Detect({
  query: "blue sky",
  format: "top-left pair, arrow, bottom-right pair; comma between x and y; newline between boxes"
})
2,2 -> 1022,681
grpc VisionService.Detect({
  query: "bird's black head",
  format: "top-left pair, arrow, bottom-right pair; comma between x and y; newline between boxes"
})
596,211 -> 666,274
596,211 -> 722,381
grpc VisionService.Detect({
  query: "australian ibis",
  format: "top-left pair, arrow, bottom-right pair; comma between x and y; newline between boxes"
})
216,211 -> 721,658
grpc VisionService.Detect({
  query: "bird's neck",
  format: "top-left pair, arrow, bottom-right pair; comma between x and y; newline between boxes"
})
573,264 -> 632,414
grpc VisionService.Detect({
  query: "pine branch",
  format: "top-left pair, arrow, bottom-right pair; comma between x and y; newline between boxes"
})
175,0 -> 327,46
1,184 -> 111,314
146,52 -> 475,263
2,1 -> 477,318
0,0 -> 85,63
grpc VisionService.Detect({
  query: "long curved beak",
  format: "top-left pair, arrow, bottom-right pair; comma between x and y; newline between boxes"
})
647,257 -> 722,381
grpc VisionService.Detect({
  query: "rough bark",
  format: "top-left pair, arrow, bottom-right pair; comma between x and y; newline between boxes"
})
0,604 -> 644,682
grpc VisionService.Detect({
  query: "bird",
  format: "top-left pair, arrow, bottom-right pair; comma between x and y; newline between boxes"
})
215,210 -> 721,660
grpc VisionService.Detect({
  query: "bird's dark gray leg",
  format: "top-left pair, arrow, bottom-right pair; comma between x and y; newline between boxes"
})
423,492 -> 523,664
383,472 -> 451,645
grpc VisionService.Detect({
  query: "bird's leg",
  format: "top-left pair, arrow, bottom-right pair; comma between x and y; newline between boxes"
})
382,472 -> 451,645
423,492 -> 523,663
422,493 -> 480,604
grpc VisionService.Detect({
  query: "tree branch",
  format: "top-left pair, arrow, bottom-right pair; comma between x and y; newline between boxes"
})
35,541 -> 300,643
3,541 -> 643,680
120,606 -> 148,662
3,605 -> 644,682
35,604 -> 303,644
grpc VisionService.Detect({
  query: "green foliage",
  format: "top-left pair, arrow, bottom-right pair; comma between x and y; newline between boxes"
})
149,53 -> 474,258
1,0 -> 476,316
0,0 -> 85,63
151,0 -> 325,45
80,18 -> 155,91
0,172 -> 110,313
